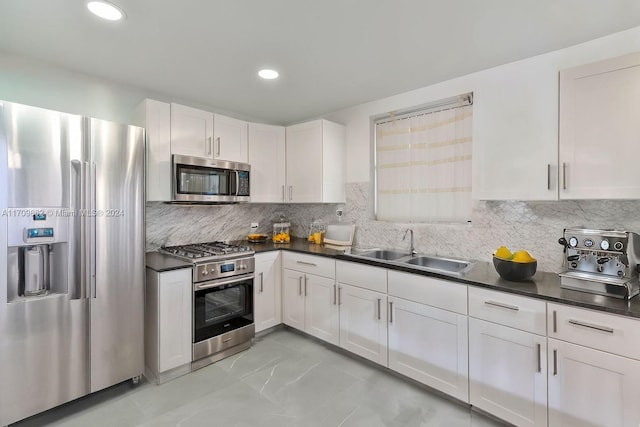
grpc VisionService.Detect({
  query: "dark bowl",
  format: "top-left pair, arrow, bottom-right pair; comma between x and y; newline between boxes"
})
493,256 -> 537,281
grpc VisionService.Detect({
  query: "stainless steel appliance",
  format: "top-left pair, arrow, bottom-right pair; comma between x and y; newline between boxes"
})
0,101 -> 145,426
172,155 -> 250,203
160,241 -> 255,369
559,227 -> 640,299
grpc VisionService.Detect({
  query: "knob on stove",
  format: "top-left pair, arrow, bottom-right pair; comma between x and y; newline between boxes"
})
201,269 -> 208,276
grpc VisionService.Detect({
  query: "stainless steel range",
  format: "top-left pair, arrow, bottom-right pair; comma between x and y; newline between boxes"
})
161,242 -> 255,369
559,227 -> 640,299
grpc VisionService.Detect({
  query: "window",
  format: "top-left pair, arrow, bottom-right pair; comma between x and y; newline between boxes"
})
374,93 -> 473,222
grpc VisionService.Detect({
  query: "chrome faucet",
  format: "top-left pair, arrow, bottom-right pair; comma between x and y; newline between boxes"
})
403,228 -> 417,257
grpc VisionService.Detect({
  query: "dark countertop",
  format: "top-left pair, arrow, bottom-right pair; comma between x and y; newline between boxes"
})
246,238 -> 640,319
146,252 -> 193,272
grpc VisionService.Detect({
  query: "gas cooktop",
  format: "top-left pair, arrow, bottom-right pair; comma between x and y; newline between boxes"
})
160,241 -> 254,262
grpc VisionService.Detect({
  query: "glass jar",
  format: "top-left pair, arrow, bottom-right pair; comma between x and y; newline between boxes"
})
272,215 -> 291,244
308,220 -> 326,245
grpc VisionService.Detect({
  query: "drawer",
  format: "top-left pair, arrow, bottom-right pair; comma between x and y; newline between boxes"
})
548,302 -> 640,360
282,252 -> 335,279
336,261 -> 387,293
388,270 -> 467,315
469,287 -> 546,335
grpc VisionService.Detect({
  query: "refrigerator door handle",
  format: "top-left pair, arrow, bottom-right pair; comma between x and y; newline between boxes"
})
89,161 -> 97,299
71,160 -> 84,299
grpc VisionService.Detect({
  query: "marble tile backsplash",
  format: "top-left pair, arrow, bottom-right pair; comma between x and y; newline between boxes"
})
146,182 -> 640,273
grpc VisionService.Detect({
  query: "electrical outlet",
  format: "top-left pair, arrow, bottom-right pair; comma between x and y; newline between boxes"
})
250,222 -> 259,229
336,209 -> 343,218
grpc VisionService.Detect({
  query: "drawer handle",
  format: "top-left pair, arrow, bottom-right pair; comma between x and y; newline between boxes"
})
377,298 -> 381,320
389,301 -> 393,323
298,276 -> 303,296
484,300 -> 520,311
568,319 -> 614,334
338,286 -> 342,305
333,284 -> 337,305
536,343 -> 541,373
304,275 -> 308,296
259,272 -> 264,293
553,349 -> 558,376
296,261 -> 317,267
553,310 -> 557,333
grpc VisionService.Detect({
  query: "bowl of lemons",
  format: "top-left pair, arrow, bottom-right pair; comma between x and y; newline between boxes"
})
493,246 -> 537,281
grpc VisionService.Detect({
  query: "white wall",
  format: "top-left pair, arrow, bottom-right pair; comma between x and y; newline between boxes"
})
0,51 -> 263,125
325,26 -> 640,184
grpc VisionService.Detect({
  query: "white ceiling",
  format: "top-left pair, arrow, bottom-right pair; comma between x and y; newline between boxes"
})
2,1 -> 640,125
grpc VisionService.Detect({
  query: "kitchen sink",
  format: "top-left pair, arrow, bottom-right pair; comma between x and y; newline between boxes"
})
404,256 -> 473,275
356,249 -> 407,261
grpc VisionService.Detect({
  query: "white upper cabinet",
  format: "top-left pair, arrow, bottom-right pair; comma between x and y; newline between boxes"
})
559,52 -> 640,199
170,103 -> 214,158
134,99 -> 171,201
248,123 -> 286,203
472,56 -> 559,200
213,113 -> 248,163
285,119 -> 346,203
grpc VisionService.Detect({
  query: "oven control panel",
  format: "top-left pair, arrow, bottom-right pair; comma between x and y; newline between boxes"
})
195,256 -> 255,283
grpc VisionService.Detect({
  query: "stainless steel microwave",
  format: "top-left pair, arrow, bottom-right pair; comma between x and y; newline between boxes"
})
172,155 -> 250,203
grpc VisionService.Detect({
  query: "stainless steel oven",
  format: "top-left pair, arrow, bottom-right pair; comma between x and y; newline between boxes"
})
160,241 -> 256,369
193,272 -> 254,364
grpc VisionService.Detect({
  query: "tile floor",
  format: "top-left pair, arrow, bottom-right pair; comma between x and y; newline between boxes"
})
13,328 -> 506,427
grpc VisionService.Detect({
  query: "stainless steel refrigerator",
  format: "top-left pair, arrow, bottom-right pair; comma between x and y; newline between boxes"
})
0,101 -> 145,425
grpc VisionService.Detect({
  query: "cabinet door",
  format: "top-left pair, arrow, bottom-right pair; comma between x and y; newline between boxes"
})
548,338 -> 640,427
469,318 -> 547,427
248,123 -> 286,202
285,120 -> 323,202
472,57 -> 559,200
140,99 -> 171,201
388,296 -> 469,402
339,284 -> 387,366
158,269 -> 192,373
254,252 -> 282,333
170,103 -> 214,158
304,274 -> 339,345
213,114 -> 248,163
282,269 -> 305,331
559,52 -> 640,199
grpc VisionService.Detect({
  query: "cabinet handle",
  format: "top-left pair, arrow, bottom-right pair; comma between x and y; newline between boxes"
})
298,276 -> 303,296
304,275 -> 308,296
562,162 -> 567,190
536,343 -> 541,373
547,164 -> 551,190
207,137 -> 212,156
553,310 -> 557,333
216,137 -> 221,157
289,186 -> 293,201
389,301 -> 393,323
553,349 -> 558,376
259,272 -> 263,293
377,298 -> 381,320
296,261 -> 317,267
568,319 -> 614,334
333,284 -> 337,305
338,286 -> 342,305
281,185 -> 285,202
484,300 -> 519,311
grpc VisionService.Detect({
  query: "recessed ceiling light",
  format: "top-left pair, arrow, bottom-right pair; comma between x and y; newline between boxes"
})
258,69 -> 279,80
87,1 -> 126,21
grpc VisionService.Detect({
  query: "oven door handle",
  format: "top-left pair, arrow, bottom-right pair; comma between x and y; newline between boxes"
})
194,273 -> 255,291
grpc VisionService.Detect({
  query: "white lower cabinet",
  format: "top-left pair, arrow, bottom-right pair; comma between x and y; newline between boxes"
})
388,296 -> 469,402
338,283 -> 388,366
548,338 -> 640,427
469,318 -> 547,427
282,268 -> 339,345
145,267 -> 192,383
254,252 -> 281,333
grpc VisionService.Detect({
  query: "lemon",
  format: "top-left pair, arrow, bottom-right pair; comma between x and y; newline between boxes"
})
495,246 -> 513,260
512,250 -> 536,263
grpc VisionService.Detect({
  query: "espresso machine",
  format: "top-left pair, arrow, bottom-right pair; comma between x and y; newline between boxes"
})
558,227 -> 640,299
